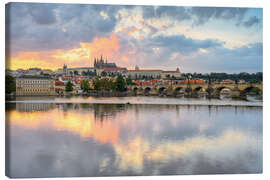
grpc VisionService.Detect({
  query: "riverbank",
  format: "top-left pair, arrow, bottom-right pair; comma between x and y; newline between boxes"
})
6,96 -> 263,107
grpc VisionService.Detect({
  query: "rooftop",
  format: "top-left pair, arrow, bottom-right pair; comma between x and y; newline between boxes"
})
67,67 -> 94,70
102,67 -> 127,71
17,75 -> 53,79
128,69 -> 163,72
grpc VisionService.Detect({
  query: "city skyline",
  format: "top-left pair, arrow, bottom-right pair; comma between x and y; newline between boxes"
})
5,3 -> 262,73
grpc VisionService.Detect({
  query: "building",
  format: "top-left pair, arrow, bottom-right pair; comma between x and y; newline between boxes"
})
126,66 -> 181,80
55,80 -> 65,95
25,68 -> 42,75
161,68 -> 181,79
63,64 -> 68,75
97,67 -> 128,76
127,68 -> 163,79
221,79 -> 235,84
59,64 -> 95,76
94,55 -> 117,69
41,69 -> 54,75
67,67 -> 95,76
16,75 -> 56,96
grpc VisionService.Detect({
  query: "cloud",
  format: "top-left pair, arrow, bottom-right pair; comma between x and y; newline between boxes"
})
5,3 -> 120,54
27,3 -> 58,25
242,16 -> 260,27
178,42 -> 263,73
6,33 -> 122,70
142,6 -> 260,28
5,3 -> 262,73
149,35 -> 224,55
142,6 -> 191,22
190,7 -> 248,26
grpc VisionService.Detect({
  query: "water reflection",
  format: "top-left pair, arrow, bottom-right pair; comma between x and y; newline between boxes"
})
7,96 -> 263,106
6,103 -> 262,177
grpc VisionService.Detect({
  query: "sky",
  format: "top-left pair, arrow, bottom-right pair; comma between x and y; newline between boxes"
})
5,3 -> 263,73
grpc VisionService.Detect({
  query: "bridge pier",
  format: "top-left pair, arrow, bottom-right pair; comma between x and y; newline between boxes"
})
231,89 -> 241,98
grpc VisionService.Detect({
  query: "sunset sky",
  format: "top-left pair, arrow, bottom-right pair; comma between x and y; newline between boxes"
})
5,3 -> 262,73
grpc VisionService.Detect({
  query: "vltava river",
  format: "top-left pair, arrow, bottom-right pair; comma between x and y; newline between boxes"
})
5,97 -> 262,178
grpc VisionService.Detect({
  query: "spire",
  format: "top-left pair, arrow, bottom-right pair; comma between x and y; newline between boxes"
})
100,55 -> 104,63
106,57 -> 108,64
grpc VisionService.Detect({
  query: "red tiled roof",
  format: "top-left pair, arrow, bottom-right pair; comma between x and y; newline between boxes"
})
55,81 -> 65,86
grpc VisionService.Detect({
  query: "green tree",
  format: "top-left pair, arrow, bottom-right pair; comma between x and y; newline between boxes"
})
108,78 -> 116,90
65,81 -> 73,91
81,79 -> 90,92
126,75 -> 133,85
115,74 -> 126,92
93,77 -> 101,90
5,75 -> 16,94
101,71 -> 107,77
100,78 -> 110,90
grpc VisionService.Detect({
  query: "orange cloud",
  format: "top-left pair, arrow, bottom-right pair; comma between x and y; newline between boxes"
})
6,51 -> 59,70
80,33 -> 120,61
7,34 -> 121,70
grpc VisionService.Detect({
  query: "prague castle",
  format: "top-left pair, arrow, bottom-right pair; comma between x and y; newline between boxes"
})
94,55 -> 117,69
61,55 -> 182,79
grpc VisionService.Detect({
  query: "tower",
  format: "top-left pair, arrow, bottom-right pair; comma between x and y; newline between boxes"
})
63,64 -> 67,75
100,55 -> 104,64
94,58 -> 97,67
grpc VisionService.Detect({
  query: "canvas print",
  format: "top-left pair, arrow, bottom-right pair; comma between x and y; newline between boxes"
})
5,2 -> 263,178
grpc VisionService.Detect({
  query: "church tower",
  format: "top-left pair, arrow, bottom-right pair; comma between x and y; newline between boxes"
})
63,64 -> 67,75
100,55 -> 104,64
94,58 -> 97,67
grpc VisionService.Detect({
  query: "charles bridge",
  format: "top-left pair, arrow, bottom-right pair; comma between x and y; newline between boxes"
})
127,83 -> 263,97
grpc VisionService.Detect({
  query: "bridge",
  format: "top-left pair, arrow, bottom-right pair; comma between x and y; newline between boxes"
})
127,83 -> 263,97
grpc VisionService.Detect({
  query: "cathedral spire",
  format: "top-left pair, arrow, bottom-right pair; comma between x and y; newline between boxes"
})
100,55 -> 104,64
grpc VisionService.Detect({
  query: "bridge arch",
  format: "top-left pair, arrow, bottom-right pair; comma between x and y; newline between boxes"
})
133,87 -> 138,94
193,86 -> 205,92
241,86 -> 262,95
192,86 -> 206,97
144,87 -> 151,96
173,87 -> 185,96
158,87 -> 167,95
214,86 -> 233,97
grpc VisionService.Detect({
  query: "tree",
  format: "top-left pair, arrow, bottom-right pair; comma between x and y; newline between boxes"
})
5,75 -> 16,94
74,71 -> 79,75
115,74 -> 126,92
100,78 -> 110,90
81,79 -> 90,92
65,81 -> 73,91
93,77 -> 101,90
126,75 -> 133,85
108,79 -> 116,90
101,71 -> 107,77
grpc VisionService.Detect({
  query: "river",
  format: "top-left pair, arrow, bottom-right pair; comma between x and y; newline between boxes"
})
5,96 -> 263,178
